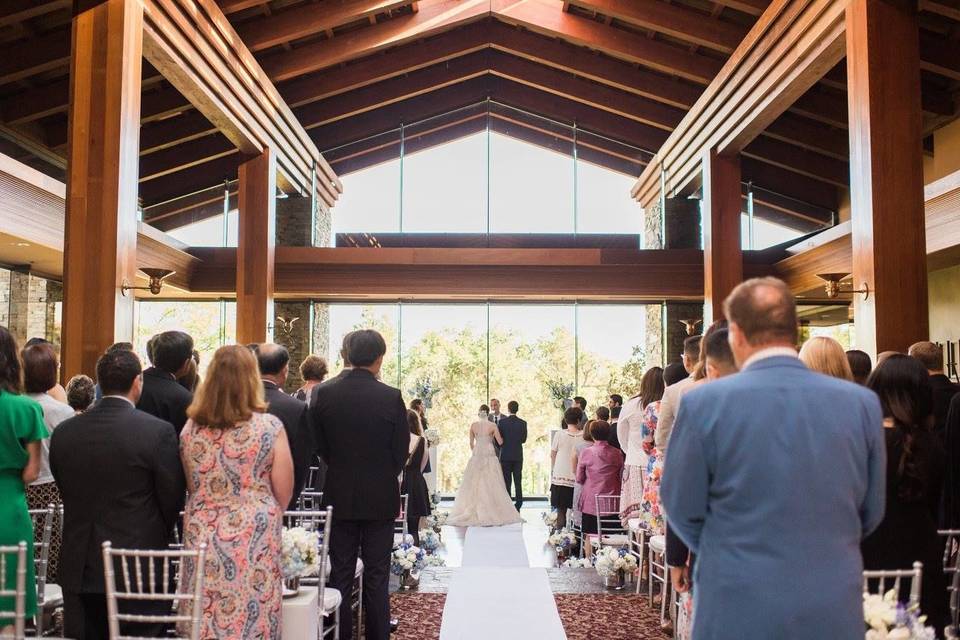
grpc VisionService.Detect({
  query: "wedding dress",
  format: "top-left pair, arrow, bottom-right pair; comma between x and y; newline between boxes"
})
447,420 -> 523,527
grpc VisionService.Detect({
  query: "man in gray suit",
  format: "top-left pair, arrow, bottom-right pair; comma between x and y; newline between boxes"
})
660,277 -> 885,640
497,400 -> 527,510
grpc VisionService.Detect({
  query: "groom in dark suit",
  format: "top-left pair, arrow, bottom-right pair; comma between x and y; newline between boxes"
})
498,400 -> 527,510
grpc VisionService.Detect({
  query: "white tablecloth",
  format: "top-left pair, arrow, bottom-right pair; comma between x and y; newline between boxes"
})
282,588 -> 318,640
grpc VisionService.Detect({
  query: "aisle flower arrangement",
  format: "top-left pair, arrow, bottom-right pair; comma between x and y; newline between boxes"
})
426,510 -> 449,532
423,555 -> 447,568
419,529 -> 443,554
561,557 -> 593,568
424,427 -> 441,447
541,511 -> 558,529
548,528 -> 577,561
281,527 -> 320,589
863,591 -> 935,640
595,547 -> 638,589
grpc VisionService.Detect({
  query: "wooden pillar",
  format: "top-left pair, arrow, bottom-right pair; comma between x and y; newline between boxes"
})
702,149 -> 743,325
846,0 -> 927,356
236,149 -> 276,344
61,0 -> 142,379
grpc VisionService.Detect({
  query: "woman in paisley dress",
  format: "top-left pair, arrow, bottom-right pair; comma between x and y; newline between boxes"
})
178,345 -> 294,640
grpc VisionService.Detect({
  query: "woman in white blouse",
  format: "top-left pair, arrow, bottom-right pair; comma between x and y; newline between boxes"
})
617,367 -> 664,525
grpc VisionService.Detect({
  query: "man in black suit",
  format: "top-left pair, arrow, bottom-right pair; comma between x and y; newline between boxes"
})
909,341 -> 960,439
255,342 -> 314,507
310,330 -> 409,640
498,400 -> 527,511
136,330 -> 194,434
50,349 -> 184,640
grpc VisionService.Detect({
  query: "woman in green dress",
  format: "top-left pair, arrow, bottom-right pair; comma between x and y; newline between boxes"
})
0,326 -> 48,634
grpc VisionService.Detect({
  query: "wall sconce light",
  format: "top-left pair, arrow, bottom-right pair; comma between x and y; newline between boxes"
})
815,273 -> 870,300
121,268 -> 176,296
679,318 -> 702,336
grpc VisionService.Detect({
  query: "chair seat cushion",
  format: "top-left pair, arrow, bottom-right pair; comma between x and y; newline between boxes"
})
42,583 -> 63,607
627,518 -> 642,532
600,534 -> 630,547
322,587 -> 342,615
649,535 -> 666,554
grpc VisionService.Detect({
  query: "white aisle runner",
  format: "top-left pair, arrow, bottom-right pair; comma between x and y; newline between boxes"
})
439,524 -> 567,640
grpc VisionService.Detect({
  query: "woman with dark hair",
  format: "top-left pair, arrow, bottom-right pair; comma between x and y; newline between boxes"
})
618,366 -> 665,525
401,409 -> 430,545
862,354 -> 948,633
575,421 -> 624,535
22,342 -> 72,582
294,355 -> 328,405
0,327 -> 47,635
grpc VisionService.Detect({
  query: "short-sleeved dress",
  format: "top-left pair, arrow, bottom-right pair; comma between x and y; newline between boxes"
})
0,390 -> 48,625
550,429 -> 583,508
638,401 -> 664,534
179,412 -> 285,640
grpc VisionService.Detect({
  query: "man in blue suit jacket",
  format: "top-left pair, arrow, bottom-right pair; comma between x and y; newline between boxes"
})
498,400 -> 528,510
660,277 -> 885,640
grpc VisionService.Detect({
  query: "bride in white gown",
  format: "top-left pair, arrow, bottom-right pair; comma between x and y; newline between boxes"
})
447,406 -> 524,527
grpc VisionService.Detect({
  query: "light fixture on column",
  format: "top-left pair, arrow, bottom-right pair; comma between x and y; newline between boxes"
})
679,318 -> 702,336
815,273 -> 870,300
121,268 -> 175,296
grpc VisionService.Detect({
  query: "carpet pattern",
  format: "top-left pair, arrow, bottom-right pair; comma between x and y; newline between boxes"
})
389,591 -> 667,640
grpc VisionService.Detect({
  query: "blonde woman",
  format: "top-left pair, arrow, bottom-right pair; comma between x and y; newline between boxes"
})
799,336 -> 854,381
178,345 -> 294,640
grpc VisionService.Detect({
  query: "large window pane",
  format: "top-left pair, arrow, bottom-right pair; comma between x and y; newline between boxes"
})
741,214 -> 805,250
135,300 -> 231,375
488,305 -> 576,497
576,305 -> 647,409
575,131 -> 646,236
165,212 -> 237,247
329,129 -> 402,235
326,304 -> 400,387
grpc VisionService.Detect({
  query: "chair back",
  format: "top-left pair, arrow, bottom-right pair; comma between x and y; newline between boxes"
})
298,490 -> 324,512
595,495 -> 627,540
304,466 -> 322,491
282,508 -> 333,589
942,530 -> 960,579
863,561 -> 923,608
28,506 -> 54,606
949,553 -> 960,639
395,495 -> 409,541
101,542 -> 206,640
0,543 -> 28,639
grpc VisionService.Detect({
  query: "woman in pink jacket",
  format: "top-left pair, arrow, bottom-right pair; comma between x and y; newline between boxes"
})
575,420 -> 624,535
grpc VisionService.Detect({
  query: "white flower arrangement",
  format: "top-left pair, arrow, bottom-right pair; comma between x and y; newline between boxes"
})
561,557 -> 593,568
426,510 -> 449,529
281,527 -> 320,579
419,529 -> 443,553
541,511 -> 558,528
547,529 -> 577,550
424,427 -> 441,447
863,591 -> 935,640
423,555 -> 447,568
390,542 -> 426,576
594,546 -> 638,578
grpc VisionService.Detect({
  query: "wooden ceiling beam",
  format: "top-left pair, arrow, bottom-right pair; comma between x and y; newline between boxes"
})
0,27 -> 70,86
0,0 -> 69,29
260,0 -> 490,82
216,0 -> 270,15
238,0 -> 413,52
710,0 -> 770,17
920,0 -> 960,21
139,152 -> 243,205
492,0 -> 723,84
565,0 -> 749,54
139,132 -> 236,182
919,30 -> 960,81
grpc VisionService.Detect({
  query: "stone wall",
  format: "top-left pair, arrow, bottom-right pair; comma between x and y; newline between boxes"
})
274,301 -> 311,393
275,195 -> 333,248
665,303 -> 704,365
664,197 -> 701,250
645,305 -> 664,367
0,270 -> 62,345
0,268 -> 10,328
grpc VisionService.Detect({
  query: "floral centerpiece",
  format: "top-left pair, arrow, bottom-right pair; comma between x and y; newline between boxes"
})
419,529 -> 443,554
423,555 -> 447,568
391,542 -> 426,590
425,510 -> 449,533
863,591 -> 935,640
562,557 -> 593,568
595,547 -> 638,589
424,427 -> 441,447
545,380 -> 576,410
281,527 -> 320,594
548,529 -> 577,561
410,377 -> 440,408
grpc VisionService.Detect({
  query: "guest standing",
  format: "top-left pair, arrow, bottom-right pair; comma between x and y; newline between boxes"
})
0,327 -> 47,636
179,345 -> 293,640
294,355 -> 328,405
255,343 -> 313,508
862,354 -> 948,633
550,407 -> 584,531
909,341 -> 959,439
846,349 -> 873,386
498,400 -> 527,511
65,374 -> 95,413
799,336 -> 854,381
945,394 -> 960,528
137,330 -> 194,434
401,410 -> 430,545
656,335 -> 701,454
575,421 -> 624,535
570,421 -> 595,531
617,366 -> 664,524
661,277 -> 885,640
310,330 -> 409,640
50,348 -> 184,640
22,342 -> 72,582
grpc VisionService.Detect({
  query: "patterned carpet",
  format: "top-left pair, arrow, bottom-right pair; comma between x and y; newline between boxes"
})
389,591 -> 667,640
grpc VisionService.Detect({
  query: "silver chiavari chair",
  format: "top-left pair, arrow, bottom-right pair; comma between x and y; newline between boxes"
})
947,553 -> 960,639
863,561 -> 923,608
303,466 -> 321,492
27,506 -> 54,637
942,530 -> 960,586
0,543 -> 28,640
647,534 -> 670,623
101,542 -> 206,640
394,495 -> 410,546
282,508 -> 339,640
589,495 -> 629,557
297,490 -> 324,512
626,518 -> 647,595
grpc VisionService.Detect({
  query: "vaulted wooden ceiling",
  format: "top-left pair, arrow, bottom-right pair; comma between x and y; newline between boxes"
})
2,0 -> 959,234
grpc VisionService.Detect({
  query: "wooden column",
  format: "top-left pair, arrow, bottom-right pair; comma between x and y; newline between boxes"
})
236,149 -> 276,344
702,149 -> 743,325
61,0 -> 142,378
846,0 -> 927,356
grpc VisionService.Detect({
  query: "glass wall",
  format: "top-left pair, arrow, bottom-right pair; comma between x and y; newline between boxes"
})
327,302 -> 650,496
134,300 -> 236,374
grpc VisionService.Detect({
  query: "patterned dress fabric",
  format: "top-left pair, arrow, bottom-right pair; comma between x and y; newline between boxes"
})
179,412 -> 284,640
638,402 -> 664,534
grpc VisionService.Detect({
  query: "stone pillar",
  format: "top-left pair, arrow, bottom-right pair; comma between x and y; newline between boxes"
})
645,305 -> 664,368
664,197 -> 701,251
274,301 -> 312,393
0,268 -> 10,328
276,195 -> 333,248
6,271 -> 30,344
665,303 -> 704,365
45,280 -> 63,346
312,303 -> 331,360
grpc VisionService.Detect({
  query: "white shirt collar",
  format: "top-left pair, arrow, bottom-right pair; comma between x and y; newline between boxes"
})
103,394 -> 135,407
742,346 -> 798,370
